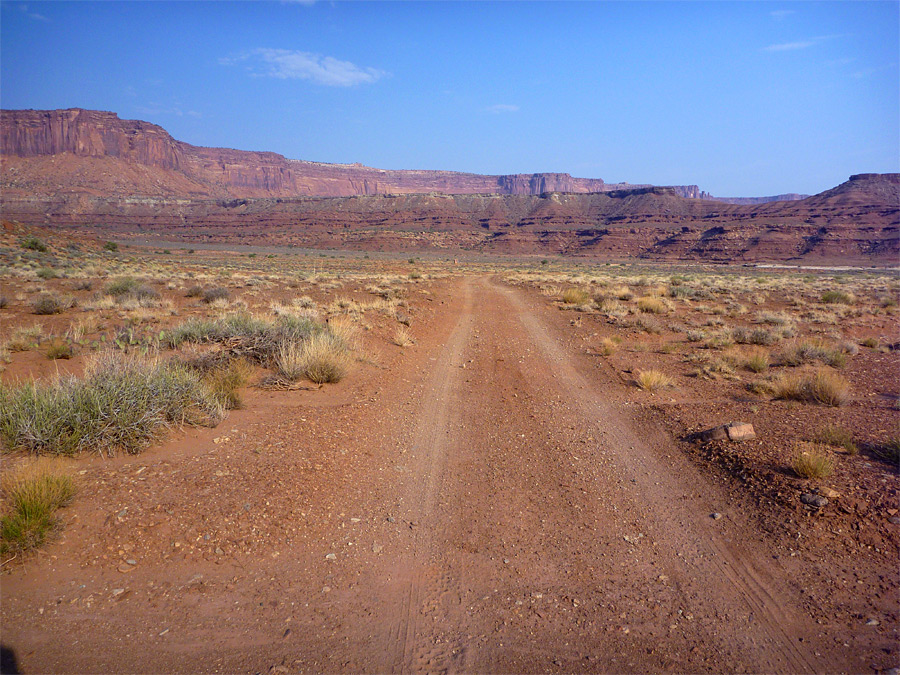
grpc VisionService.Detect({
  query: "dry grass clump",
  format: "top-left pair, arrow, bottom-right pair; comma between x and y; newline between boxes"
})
769,369 -> 851,406
635,369 -> 675,392
793,442 -> 836,479
741,347 -> 770,373
202,358 -> 252,410
688,353 -> 737,380
1,458 -> 77,555
731,326 -> 779,346
821,290 -> 855,305
598,337 -> 617,356
561,287 -> 591,305
32,294 -> 74,315
779,338 -> 847,368
201,287 -> 229,304
637,296 -> 668,314
814,424 -> 858,454
276,333 -> 352,384
45,339 -> 73,360
4,324 -> 43,353
0,352 -> 225,456
393,326 -> 414,347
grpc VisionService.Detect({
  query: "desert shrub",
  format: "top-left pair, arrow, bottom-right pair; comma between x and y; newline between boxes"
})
32,294 -> 63,315
872,437 -> 900,464
686,329 -> 707,343
821,290 -> 855,305
779,339 -> 847,368
770,369 -> 850,406
21,236 -> 47,252
1,459 -> 76,555
46,340 -> 73,360
102,241 -> 119,252
0,353 -> 224,456
754,311 -> 794,326
185,284 -> 204,298
635,369 -> 675,392
793,443 -> 835,479
635,315 -> 663,334
72,280 -> 93,291
36,267 -> 57,280
742,347 -> 770,373
201,287 -> 229,304
0,295 -> 7,309
104,277 -> 141,297
814,424 -> 858,454
562,288 -> 590,305
689,353 -> 737,380
860,337 -> 879,349
637,297 -> 668,314
732,326 -> 778,346
203,358 -> 251,410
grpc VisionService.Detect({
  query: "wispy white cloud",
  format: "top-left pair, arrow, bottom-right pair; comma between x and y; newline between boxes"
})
769,9 -> 795,20
763,40 -> 816,52
19,3 -> 48,21
221,49 -> 387,87
486,104 -> 520,114
763,33 -> 850,53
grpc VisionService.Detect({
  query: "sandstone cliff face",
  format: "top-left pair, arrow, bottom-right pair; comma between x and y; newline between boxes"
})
1,109 -> 185,171
1,109 -> 698,199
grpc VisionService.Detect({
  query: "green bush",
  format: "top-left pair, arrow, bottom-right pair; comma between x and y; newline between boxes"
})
102,241 -> 119,252
0,353 -> 224,456
21,236 -> 47,252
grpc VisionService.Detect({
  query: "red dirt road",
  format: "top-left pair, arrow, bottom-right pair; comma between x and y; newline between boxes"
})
1,276 -> 888,673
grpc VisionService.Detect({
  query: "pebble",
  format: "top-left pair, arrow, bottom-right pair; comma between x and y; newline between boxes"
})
158,628 -> 169,636
325,553 -> 336,560
888,517 -> 900,525
125,559 -> 137,566
372,543 -> 383,554
865,618 -> 879,626
710,513 -> 722,520
117,563 -> 134,573
800,493 -> 828,508
817,487 -> 841,499
111,588 -> 125,597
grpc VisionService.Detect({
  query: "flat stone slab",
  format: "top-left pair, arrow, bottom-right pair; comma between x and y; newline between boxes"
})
695,421 -> 756,443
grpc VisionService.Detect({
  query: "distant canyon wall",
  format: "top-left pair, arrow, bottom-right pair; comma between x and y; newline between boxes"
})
2,108 -> 711,199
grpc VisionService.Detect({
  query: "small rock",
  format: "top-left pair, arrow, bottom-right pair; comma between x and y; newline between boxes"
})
865,618 -> 880,626
816,487 -> 841,499
158,628 -> 169,636
386,516 -> 395,523
325,553 -> 336,560
710,512 -> 723,520
125,559 -> 137,566
215,547 -> 224,555
282,628 -> 291,639
888,517 -> 900,525
111,588 -> 125,597
623,534 -> 644,545
117,563 -> 134,573
372,543 -> 383,554
322,586 -> 331,593
800,493 -> 828,508
503,558 -> 510,564
725,422 -> 756,441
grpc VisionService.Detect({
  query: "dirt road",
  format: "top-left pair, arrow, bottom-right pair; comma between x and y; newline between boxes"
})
1,276 -> 877,673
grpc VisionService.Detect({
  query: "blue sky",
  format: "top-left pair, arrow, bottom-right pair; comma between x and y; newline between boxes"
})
2,1 -> 897,197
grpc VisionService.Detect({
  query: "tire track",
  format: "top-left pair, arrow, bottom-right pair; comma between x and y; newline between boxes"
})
382,278 -> 474,674
492,278 -> 818,674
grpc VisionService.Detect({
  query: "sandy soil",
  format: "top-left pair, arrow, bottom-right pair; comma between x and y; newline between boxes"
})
1,274 -> 897,674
